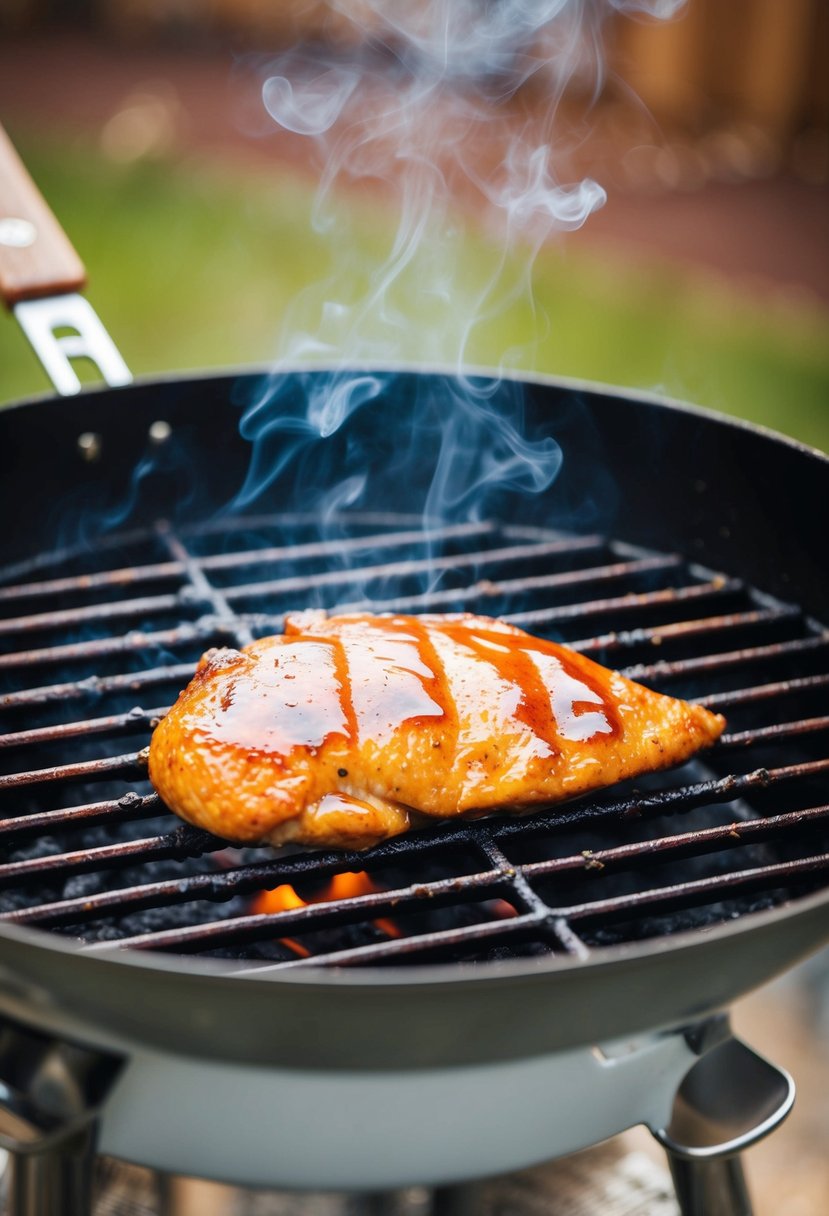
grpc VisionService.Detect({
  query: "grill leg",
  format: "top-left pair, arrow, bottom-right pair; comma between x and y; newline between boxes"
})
0,1014 -> 122,1216
651,1018 -> 794,1216
664,1152 -> 752,1216
4,1122 -> 98,1216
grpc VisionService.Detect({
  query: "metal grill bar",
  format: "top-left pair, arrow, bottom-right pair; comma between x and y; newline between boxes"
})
0,823 -> 215,885
0,751 -> 144,791
0,523 -> 499,605
719,718 -> 829,749
246,914 -> 554,972
0,706 -> 165,750
625,634 -> 829,683
0,514 -> 826,966
8,799 -> 826,926
0,593 -> 187,639
218,541 -> 630,602
155,521 -> 253,647
0,537 -> 612,640
0,793 -> 160,841
0,663 -> 196,710
698,673 -> 829,710
13,762 -> 824,951
574,607 -> 801,656
232,579 -> 744,639
2,758 -> 823,897
0,510 -> 451,587
235,855 -> 829,975
520,805 -> 829,878
555,853 -> 829,924
80,868 -> 512,952
331,555 -> 684,617
247,915 -> 554,972
508,577 -> 743,627
5,555 -> 676,672
478,836 -> 587,957
0,624 -> 221,673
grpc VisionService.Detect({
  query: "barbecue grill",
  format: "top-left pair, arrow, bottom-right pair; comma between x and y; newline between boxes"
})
1,129 -> 828,1216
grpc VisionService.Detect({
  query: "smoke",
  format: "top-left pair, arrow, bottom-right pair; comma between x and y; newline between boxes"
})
253,0 -> 612,375
227,0 -> 683,537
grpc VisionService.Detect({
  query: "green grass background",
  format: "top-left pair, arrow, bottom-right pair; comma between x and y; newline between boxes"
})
2,129 -> 827,454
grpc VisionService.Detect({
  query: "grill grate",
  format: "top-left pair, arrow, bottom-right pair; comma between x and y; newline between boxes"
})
0,512 -> 827,968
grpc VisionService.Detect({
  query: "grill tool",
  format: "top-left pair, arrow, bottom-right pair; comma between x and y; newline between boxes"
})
0,123 -> 131,396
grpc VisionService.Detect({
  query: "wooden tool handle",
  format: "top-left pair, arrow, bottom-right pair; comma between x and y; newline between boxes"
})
0,124 -> 86,306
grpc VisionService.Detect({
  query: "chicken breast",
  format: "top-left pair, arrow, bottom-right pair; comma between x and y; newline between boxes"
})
148,611 -> 725,850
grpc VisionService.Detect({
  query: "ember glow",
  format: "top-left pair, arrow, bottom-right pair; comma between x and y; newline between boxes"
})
253,870 -> 403,957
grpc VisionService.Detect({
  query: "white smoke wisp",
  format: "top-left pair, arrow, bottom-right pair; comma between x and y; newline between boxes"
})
230,0 -> 684,531
254,1 -> 616,376
254,1 -> 685,381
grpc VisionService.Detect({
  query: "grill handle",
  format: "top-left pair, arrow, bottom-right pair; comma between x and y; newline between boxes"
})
651,1019 -> 795,1216
0,123 -> 132,396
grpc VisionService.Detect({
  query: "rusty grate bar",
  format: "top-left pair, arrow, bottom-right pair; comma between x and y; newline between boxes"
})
0,759 -> 818,894
625,634 -> 829,684
0,793 -> 160,841
698,673 -> 829,711
0,510 -> 458,587
556,853 -> 829,926
11,801 -> 828,929
218,540 -> 631,603
79,867 -> 512,953
0,593 -> 191,640
0,623 -> 222,674
0,536 -> 605,640
0,823 -> 217,886
719,718 -> 829,749
520,805 -> 829,879
239,916 -> 554,972
0,834 -> 492,924
573,606 -> 801,657
0,525 -> 154,587
154,522 -> 254,649
477,836 -> 591,958
211,850 -> 829,972
23,760 -> 825,951
204,575 -> 729,648
493,760 -> 829,838
0,522 -> 500,605
0,751 -> 144,791
331,555 -> 684,617
0,663 -> 196,710
507,577 -> 743,628
0,705 -> 165,750
0,547 -> 711,687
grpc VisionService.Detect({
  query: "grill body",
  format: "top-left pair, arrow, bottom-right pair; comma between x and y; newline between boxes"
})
0,367 -> 826,1075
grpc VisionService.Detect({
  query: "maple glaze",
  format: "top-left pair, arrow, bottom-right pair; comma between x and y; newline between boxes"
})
149,611 -> 724,850
195,614 -> 620,760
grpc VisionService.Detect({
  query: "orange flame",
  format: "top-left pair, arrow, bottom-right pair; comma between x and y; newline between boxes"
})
253,871 -> 402,956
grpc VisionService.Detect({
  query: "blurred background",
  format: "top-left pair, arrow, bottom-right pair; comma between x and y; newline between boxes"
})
0,0 -> 827,446
0,3 -> 827,1214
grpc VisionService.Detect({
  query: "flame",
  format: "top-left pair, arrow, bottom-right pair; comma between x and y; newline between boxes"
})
253,871 -> 402,956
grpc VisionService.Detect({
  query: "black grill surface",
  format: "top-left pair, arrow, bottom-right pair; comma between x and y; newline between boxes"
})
0,512 -> 827,970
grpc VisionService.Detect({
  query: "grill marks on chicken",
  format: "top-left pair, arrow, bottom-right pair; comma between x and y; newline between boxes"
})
148,612 -> 725,850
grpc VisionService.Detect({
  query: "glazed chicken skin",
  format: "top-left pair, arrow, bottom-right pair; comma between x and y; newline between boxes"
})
148,611 -> 725,851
